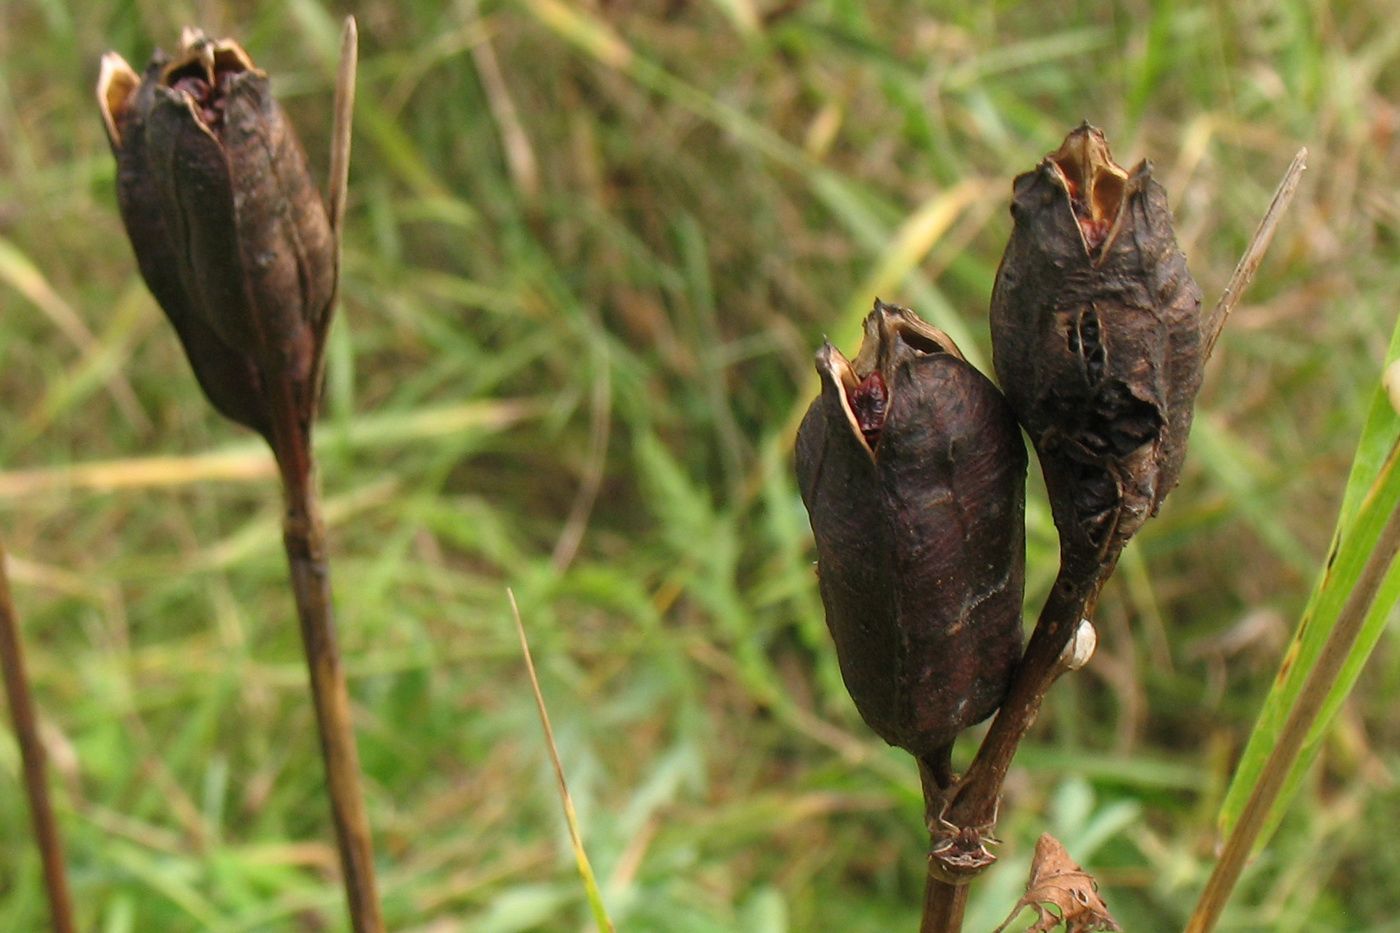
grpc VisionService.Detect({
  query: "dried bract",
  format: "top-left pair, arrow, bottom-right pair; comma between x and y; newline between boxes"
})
990,123 -> 1202,580
991,833 -> 1121,933
98,31 -> 336,437
796,301 -> 1026,780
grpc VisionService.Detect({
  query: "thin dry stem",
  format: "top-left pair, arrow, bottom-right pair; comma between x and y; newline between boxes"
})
315,16 -> 357,397
946,570 -> 1102,845
326,16 -> 358,243
1185,439 -> 1400,933
918,568 -> 1102,926
1203,148 -> 1307,359
0,533 -> 77,933
269,384 -> 384,933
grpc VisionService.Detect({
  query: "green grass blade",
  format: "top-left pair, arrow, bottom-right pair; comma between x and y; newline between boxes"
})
509,591 -> 617,933
514,0 -> 986,361
1216,310 -> 1400,849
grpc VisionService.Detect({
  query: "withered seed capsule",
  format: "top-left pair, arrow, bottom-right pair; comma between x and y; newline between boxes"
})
796,301 -> 1026,783
98,31 -> 336,439
990,123 -> 1203,580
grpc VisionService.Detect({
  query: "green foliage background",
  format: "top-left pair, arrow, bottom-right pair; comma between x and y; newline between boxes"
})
2,0 -> 1398,930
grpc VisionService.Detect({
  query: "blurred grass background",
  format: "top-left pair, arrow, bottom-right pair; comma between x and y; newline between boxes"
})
1,0 -> 1398,930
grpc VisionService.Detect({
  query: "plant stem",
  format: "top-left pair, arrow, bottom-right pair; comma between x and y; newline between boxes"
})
919,565 -> 1103,929
921,876 -> 968,933
1203,148 -> 1307,359
510,591 -> 618,933
1185,441 -> 1400,933
260,27 -> 377,923
945,569 -> 1101,845
270,388 -> 385,933
0,533 -> 77,933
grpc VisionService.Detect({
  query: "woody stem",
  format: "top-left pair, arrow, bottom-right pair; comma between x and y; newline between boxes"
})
268,382 -> 385,933
920,875 -> 969,933
944,568 -> 1102,836
917,755 -> 967,933
919,563 -> 1104,930
0,532 -> 77,933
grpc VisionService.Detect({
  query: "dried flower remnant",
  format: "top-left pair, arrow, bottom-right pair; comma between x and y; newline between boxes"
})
795,300 -> 1027,786
990,123 -> 1203,582
97,30 -> 337,438
991,834 -> 1121,933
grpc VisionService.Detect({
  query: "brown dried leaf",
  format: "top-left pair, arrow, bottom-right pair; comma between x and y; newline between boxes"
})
992,834 -> 1121,933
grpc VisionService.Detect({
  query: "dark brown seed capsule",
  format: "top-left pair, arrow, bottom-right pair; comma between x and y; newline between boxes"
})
98,31 -> 336,438
990,123 -> 1203,580
795,301 -> 1027,780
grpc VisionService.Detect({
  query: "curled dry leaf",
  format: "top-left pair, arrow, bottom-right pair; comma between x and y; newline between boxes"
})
992,833 -> 1121,933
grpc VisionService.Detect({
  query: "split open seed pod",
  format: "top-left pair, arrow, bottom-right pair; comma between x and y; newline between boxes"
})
796,301 -> 1026,782
990,123 -> 1203,581
98,30 -> 337,438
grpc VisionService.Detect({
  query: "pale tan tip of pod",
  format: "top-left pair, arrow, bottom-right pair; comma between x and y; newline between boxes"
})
97,52 -> 139,147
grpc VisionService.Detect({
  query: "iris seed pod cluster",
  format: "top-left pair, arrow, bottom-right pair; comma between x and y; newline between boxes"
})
797,126 -> 1204,801
98,30 -> 337,439
795,301 -> 1027,783
990,123 -> 1204,581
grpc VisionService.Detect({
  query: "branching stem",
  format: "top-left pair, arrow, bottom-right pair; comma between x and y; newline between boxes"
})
945,570 -> 1102,836
919,565 -> 1105,930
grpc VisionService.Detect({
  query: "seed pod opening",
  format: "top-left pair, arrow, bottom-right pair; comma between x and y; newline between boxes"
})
796,301 -> 1027,773
990,123 -> 1203,577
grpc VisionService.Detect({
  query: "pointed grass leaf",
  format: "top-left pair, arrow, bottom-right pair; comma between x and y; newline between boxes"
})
1217,310 -> 1400,851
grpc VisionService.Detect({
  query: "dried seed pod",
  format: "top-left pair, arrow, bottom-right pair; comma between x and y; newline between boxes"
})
795,301 -> 1026,779
990,124 -> 1203,578
98,31 -> 336,437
